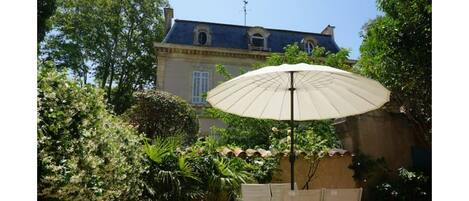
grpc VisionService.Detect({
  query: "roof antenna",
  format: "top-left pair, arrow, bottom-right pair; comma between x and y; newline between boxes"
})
243,0 -> 248,26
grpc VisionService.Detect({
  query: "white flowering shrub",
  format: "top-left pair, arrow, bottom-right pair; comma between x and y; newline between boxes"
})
38,68 -> 146,200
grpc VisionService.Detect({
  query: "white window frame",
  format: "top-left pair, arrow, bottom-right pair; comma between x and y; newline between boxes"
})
251,33 -> 265,47
192,71 -> 210,104
306,41 -> 315,54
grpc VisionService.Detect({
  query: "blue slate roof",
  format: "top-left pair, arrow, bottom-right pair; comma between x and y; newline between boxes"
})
163,19 -> 340,53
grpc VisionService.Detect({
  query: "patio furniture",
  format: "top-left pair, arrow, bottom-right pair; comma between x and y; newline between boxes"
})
282,189 -> 322,201
241,184 -> 271,201
322,188 -> 362,201
241,183 -> 298,201
270,183 -> 298,201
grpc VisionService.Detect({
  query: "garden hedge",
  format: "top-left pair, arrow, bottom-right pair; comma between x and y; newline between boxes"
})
124,89 -> 199,142
37,68 -> 146,200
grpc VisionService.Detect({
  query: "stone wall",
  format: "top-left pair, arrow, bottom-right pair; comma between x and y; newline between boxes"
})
334,109 -> 418,170
272,155 -> 357,189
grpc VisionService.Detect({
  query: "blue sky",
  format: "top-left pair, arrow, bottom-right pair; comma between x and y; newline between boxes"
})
168,0 -> 382,59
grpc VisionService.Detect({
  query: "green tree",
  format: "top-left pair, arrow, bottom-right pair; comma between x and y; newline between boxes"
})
123,89 -> 199,142
38,66 -> 146,200
38,0 -> 57,43
357,0 -> 431,146
40,0 -> 169,114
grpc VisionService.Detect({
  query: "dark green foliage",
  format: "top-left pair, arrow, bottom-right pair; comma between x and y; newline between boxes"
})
37,67 -> 146,200
349,153 -> 430,201
374,168 -> 430,201
349,152 -> 389,184
40,0 -> 169,114
142,137 -> 256,201
357,0 -> 432,145
142,137 -> 204,201
123,89 -> 199,142
38,0 -> 56,43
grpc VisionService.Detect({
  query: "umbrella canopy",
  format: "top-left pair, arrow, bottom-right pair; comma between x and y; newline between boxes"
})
207,63 -> 390,190
207,63 -> 390,121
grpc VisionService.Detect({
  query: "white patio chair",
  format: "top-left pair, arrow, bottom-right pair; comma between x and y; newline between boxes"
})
241,184 -> 271,201
323,188 -> 363,201
282,189 -> 322,201
270,183 -> 298,201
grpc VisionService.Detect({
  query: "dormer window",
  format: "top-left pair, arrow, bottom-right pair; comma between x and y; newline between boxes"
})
247,27 -> 270,51
198,32 -> 207,45
306,41 -> 315,54
251,33 -> 264,47
194,25 -> 211,46
301,36 -> 318,55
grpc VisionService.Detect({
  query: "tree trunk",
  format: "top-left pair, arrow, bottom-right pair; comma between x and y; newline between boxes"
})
107,65 -> 115,103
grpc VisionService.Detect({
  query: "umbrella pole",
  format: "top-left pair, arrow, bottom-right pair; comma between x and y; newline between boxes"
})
289,71 -> 295,191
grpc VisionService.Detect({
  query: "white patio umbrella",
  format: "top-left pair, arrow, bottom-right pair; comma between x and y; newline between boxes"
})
206,63 -> 390,190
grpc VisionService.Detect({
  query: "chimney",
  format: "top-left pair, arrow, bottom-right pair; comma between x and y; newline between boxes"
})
321,25 -> 335,36
164,7 -> 174,34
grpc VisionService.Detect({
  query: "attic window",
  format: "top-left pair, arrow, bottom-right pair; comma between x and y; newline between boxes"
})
247,27 -> 270,51
251,33 -> 264,47
194,25 -> 211,46
198,32 -> 207,45
301,36 -> 318,55
306,41 -> 315,54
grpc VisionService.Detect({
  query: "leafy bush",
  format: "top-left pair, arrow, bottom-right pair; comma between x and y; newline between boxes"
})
37,68 -> 146,200
142,137 -> 204,201
349,153 -> 430,201
142,137 -> 255,201
374,168 -> 430,201
124,89 -> 199,142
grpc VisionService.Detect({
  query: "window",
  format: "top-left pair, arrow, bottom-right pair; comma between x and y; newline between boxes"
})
301,36 -> 317,54
247,27 -> 270,51
306,41 -> 315,54
194,25 -> 211,46
251,33 -> 264,47
192,71 -> 209,104
198,32 -> 207,45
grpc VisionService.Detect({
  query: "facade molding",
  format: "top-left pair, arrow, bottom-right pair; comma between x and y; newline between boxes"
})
154,42 -> 270,60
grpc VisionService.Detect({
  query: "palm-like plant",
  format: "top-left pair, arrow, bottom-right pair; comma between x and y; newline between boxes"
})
205,157 -> 255,201
142,137 -> 204,201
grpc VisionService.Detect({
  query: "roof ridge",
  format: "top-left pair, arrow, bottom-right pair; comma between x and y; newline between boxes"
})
174,19 -> 331,37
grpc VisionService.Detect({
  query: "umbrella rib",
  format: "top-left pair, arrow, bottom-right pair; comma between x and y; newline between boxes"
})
335,83 -> 379,108
223,73 -> 285,111
317,87 -> 342,117
302,82 -> 322,119
259,83 -> 282,118
210,75 -> 269,105
276,72 -> 289,87
208,77 -> 246,98
333,74 -> 381,94
327,85 -> 362,113
332,73 -> 359,81
298,71 -> 322,85
278,84 -> 289,120
241,84 -> 270,116
333,79 -> 383,102
294,72 -> 308,87
295,88 -> 301,120
307,73 -> 333,85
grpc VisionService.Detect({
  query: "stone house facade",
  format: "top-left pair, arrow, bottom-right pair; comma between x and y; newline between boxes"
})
154,8 -> 342,134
